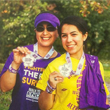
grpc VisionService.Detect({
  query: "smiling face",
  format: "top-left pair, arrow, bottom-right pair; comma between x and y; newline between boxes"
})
61,24 -> 88,59
35,22 -> 58,48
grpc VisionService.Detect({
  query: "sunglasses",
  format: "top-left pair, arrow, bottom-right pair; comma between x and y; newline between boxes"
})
36,26 -> 57,32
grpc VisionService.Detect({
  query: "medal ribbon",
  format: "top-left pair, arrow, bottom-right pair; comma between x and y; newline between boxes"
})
66,52 -> 85,75
22,42 -> 55,67
32,42 -> 55,60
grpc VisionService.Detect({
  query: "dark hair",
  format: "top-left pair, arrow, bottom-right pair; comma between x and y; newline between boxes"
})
58,16 -> 89,37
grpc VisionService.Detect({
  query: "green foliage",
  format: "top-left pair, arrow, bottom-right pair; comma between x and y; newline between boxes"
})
0,0 -> 48,62
0,0 -> 110,62
0,90 -> 12,110
104,70 -> 110,83
0,1 -> 110,108
54,0 -> 110,59
101,60 -> 110,70
81,1 -> 110,59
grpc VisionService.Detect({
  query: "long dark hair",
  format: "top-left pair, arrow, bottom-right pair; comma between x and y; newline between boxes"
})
58,15 -> 89,37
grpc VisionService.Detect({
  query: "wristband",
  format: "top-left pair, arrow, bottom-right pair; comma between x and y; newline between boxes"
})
47,81 -> 56,91
8,64 -> 18,74
46,86 -> 53,94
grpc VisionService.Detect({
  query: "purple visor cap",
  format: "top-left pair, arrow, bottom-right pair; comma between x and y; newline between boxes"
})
34,13 -> 60,28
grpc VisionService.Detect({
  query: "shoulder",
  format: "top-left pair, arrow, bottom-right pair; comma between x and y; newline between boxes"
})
85,53 -> 104,70
85,54 -> 98,59
85,54 -> 102,65
57,52 -> 61,57
85,54 -> 99,64
48,53 -> 66,66
85,54 -> 100,68
23,44 -> 34,51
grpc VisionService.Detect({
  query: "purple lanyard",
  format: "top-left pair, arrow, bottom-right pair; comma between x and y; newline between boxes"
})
59,52 -> 85,77
66,52 -> 85,75
22,43 -> 55,67
33,43 -> 55,60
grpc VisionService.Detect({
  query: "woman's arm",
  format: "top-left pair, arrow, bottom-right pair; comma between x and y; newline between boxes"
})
0,61 -> 20,92
0,47 -> 30,92
106,98 -> 109,105
106,98 -> 110,110
38,91 -> 55,110
38,71 -> 64,110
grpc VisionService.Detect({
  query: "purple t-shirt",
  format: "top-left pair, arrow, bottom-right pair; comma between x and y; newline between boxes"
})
0,44 -> 60,110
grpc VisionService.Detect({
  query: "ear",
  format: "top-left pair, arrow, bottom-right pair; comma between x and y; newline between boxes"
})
34,29 -> 36,32
83,32 -> 88,41
56,31 -> 59,38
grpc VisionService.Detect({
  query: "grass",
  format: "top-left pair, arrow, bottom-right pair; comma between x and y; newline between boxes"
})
0,90 -> 12,110
0,63 -> 110,110
0,63 -> 4,71
104,70 -> 110,83
101,60 -> 110,83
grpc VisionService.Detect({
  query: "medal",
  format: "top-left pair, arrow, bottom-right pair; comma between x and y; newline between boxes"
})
22,54 -> 34,67
59,52 -> 85,77
59,63 -> 71,77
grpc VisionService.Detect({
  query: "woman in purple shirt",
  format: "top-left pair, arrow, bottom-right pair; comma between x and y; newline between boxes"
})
0,12 -> 60,110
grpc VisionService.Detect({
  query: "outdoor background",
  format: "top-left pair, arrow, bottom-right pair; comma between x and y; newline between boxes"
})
0,0 -> 110,110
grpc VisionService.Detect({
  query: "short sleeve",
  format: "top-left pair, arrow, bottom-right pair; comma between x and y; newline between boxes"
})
36,63 -> 56,94
36,65 -> 50,91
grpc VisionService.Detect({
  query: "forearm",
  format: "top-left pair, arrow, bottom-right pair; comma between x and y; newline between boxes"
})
38,71 -> 64,110
106,98 -> 109,104
38,91 -> 54,110
106,98 -> 110,110
0,61 -> 20,92
0,71 -> 17,92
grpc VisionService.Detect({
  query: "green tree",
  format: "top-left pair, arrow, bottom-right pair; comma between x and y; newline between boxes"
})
0,0 -> 48,62
79,0 -> 110,59
0,0 -> 110,63
47,0 -> 110,59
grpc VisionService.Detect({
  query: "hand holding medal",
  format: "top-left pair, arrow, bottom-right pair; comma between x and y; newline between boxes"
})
13,46 -> 31,65
22,51 -> 41,67
22,42 -> 55,67
48,71 -> 64,89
